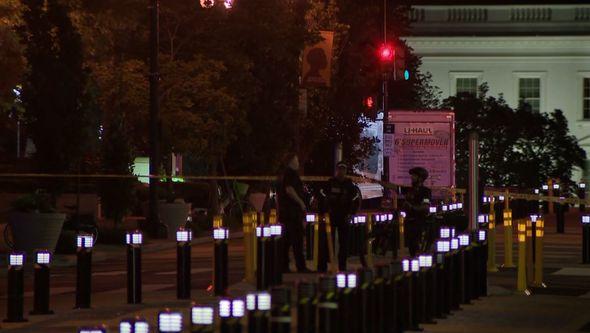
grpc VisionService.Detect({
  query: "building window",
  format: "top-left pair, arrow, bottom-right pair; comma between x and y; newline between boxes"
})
584,78 -> 590,119
518,78 -> 541,112
456,78 -> 478,96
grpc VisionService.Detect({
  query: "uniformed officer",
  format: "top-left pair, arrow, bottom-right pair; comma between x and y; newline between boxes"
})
402,167 -> 432,256
278,153 -> 310,273
324,162 -> 360,271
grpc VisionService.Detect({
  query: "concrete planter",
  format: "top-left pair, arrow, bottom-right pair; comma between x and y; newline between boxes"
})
158,201 -> 191,240
8,212 -> 66,255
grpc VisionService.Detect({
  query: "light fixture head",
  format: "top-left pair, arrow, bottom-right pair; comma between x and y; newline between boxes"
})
126,230 -> 143,245
9,252 -> 25,267
77,234 -> 94,249
176,227 -> 192,243
270,224 -> 283,236
191,305 -> 214,325
458,234 -> 470,247
418,254 -> 433,268
35,250 -> 51,265
436,240 -> 450,253
158,310 -> 183,332
120,318 -> 149,333
213,228 -> 229,240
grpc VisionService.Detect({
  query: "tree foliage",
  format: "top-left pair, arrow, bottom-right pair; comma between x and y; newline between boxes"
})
443,86 -> 586,190
304,1 -> 440,174
98,114 -> 136,225
20,0 -> 98,174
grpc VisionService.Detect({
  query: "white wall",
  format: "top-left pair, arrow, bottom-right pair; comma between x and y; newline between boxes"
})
405,36 -> 590,180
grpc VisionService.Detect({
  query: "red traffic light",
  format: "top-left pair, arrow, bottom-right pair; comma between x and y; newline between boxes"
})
378,44 -> 394,62
364,96 -> 374,109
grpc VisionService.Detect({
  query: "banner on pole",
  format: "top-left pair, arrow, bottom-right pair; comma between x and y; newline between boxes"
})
301,31 -> 334,88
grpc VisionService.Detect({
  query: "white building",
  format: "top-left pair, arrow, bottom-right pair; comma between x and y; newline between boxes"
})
403,1 -> 590,180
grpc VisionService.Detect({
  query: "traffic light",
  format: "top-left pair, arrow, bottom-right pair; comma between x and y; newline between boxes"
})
394,46 -> 409,81
377,43 -> 409,81
363,95 -> 377,118
378,44 -> 394,63
364,96 -> 375,109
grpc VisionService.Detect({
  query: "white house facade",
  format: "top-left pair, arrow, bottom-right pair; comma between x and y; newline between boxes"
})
403,1 -> 590,181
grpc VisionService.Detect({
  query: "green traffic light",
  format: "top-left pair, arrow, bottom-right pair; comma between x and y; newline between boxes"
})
404,70 -> 410,80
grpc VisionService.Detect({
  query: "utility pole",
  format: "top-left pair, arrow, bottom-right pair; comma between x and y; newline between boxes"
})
149,0 -> 162,237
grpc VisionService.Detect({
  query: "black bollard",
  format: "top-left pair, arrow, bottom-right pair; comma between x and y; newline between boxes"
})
355,215 -> 368,263
270,288 -> 292,333
270,224 -> 284,285
358,268 -> 375,333
582,215 -> 590,264
429,253 -> 444,320
477,229 -> 488,297
120,316 -> 150,332
247,292 -> 271,333
336,272 -> 359,333
458,234 -> 472,304
435,239 -> 451,316
75,234 -> 94,309
306,214 -> 316,260
374,264 -> 391,333
317,276 -> 338,333
256,226 -> 272,290
126,230 -> 143,304
220,299 -> 245,333
399,259 -> 414,331
158,309 -> 183,333
191,305 -> 215,333
449,238 -> 462,310
555,190 -> 565,234
214,227 -> 229,296
418,254 -> 436,324
4,252 -> 26,322
391,265 -> 405,333
297,281 -> 317,333
409,258 -> 422,330
176,227 -> 192,299
31,250 -> 53,315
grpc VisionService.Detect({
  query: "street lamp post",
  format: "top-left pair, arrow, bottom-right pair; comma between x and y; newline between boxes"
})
148,0 -> 162,238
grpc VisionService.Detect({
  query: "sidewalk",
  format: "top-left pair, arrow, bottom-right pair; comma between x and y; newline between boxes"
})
1,212 -> 589,332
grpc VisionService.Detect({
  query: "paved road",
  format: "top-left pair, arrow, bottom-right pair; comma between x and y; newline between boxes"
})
0,237 -> 247,332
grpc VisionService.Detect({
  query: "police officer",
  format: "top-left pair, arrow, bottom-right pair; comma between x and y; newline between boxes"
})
278,153 -> 310,273
325,162 -> 360,271
402,167 -> 432,257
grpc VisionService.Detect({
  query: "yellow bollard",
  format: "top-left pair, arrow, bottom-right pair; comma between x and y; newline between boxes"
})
313,216 -> 320,270
516,219 -> 530,294
252,212 -> 258,275
503,209 -> 515,268
324,215 -> 337,273
533,217 -> 546,288
399,211 -> 406,250
213,214 -> 223,228
487,198 -> 498,272
525,218 -> 534,285
367,214 -> 374,269
243,212 -> 255,283
269,209 -> 277,225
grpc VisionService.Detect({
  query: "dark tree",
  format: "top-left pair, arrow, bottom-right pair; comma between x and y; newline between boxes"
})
98,114 -> 136,226
443,85 -> 586,190
221,0 -> 308,175
20,0 -> 98,175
